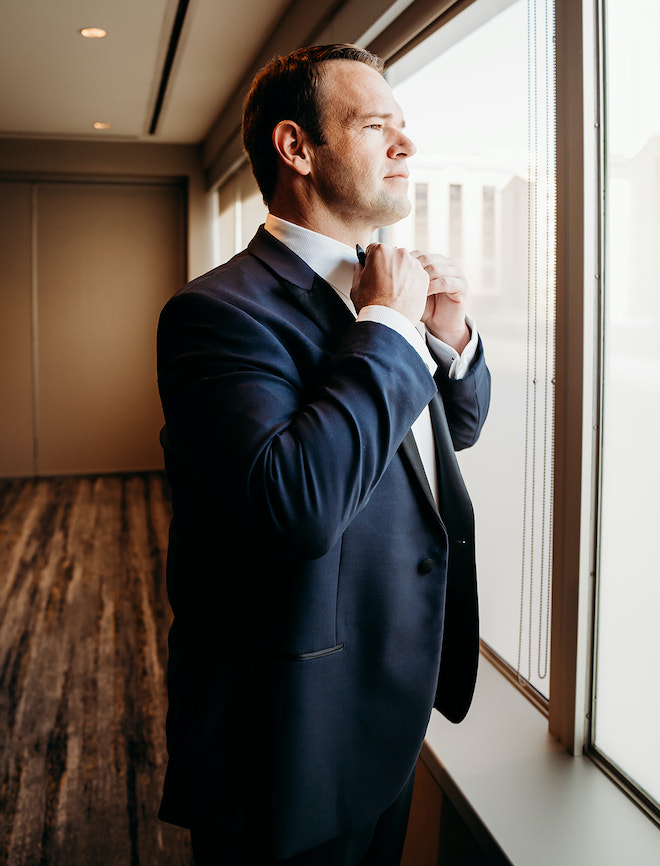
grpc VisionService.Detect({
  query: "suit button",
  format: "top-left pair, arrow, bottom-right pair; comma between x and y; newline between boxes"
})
419,558 -> 434,575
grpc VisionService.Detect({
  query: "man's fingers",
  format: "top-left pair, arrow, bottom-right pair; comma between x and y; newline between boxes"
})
427,274 -> 468,296
410,251 -> 467,298
350,243 -> 430,323
411,251 -> 463,279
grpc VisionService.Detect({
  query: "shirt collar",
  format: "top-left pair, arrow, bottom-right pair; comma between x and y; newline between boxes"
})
264,213 -> 357,309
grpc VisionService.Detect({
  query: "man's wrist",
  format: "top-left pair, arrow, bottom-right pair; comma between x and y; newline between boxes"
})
426,315 -> 478,380
426,322 -> 471,354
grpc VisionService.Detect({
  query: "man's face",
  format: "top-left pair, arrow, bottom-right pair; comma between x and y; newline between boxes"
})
306,60 -> 416,239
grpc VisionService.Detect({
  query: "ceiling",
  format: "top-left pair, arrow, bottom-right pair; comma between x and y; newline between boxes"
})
0,0 -> 296,145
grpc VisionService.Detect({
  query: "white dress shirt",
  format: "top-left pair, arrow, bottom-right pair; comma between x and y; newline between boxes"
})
264,214 -> 479,506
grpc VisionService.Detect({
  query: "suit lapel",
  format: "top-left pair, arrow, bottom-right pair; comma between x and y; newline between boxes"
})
428,393 -> 474,537
284,274 -> 355,339
247,226 -> 354,341
399,430 -> 440,521
399,392 -> 475,537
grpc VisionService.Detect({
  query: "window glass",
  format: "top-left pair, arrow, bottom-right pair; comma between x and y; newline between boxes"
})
239,165 -> 268,248
387,0 -> 556,698
217,174 -> 239,262
217,166 -> 266,261
415,182 -> 430,250
593,0 -> 660,808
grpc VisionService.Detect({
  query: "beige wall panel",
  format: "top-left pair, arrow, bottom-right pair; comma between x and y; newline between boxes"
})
36,183 -> 185,475
0,184 -> 34,477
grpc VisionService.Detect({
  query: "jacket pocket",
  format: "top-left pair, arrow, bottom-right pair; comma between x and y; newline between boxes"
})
269,643 -> 345,662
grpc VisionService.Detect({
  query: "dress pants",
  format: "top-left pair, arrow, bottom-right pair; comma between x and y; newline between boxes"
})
190,769 -> 416,866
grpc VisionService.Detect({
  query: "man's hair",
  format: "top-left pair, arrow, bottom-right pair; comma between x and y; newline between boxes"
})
241,44 -> 384,205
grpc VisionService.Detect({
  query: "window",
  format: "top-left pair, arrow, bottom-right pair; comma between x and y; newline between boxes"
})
217,164 -> 267,259
481,185 -> 496,288
387,0 -> 556,701
384,0 -> 660,822
592,0 -> 660,813
448,183 -> 463,261
414,182 -> 430,250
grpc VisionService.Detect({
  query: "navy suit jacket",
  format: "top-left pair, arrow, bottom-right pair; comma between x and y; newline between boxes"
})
156,226 -> 491,858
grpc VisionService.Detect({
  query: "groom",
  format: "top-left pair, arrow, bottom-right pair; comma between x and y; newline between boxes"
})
157,43 -> 490,866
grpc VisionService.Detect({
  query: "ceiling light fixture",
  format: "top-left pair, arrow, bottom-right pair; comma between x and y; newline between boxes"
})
80,27 -> 107,39
93,122 -> 111,130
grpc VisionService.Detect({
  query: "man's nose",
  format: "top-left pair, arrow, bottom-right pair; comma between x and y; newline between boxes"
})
390,131 -> 417,158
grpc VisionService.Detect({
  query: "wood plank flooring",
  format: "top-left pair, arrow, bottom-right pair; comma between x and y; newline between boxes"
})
0,474 -> 193,865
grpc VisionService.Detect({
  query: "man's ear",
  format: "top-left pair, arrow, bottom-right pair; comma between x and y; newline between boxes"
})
272,121 -> 312,177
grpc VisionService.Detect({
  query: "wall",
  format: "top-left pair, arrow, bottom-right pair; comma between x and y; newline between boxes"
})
0,138 -> 216,477
0,138 -> 215,280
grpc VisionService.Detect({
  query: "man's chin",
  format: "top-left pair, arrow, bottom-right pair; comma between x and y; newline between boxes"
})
375,197 -> 412,228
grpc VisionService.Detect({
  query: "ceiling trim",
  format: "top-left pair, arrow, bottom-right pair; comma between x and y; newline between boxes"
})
149,0 -> 192,135
367,0 -> 476,63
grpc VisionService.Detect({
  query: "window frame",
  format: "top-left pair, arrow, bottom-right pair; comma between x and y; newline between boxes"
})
546,0 -> 595,756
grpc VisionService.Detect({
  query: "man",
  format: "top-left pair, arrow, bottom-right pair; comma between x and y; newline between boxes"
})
157,44 -> 490,865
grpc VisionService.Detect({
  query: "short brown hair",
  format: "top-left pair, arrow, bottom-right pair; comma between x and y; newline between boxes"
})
241,44 -> 384,205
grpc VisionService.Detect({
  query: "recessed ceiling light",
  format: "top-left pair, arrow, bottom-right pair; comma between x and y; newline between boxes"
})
80,27 -> 107,39
93,122 -> 111,130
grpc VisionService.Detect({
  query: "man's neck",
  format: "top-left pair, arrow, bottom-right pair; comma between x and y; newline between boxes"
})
268,201 -> 374,250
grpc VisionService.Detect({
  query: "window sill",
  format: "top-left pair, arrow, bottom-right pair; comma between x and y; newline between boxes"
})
422,655 -> 660,865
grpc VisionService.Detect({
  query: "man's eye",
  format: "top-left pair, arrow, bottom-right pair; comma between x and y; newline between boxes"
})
367,124 -> 383,130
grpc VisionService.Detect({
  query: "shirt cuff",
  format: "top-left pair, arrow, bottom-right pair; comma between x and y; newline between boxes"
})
357,305 -> 438,376
425,315 -> 478,379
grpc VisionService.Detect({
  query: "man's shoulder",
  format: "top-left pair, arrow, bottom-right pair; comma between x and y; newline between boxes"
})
177,248 -> 254,299
171,226 -> 312,305
158,232 -> 309,340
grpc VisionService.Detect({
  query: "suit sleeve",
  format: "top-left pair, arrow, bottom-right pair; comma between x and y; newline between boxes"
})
434,337 -> 491,451
157,289 -> 438,560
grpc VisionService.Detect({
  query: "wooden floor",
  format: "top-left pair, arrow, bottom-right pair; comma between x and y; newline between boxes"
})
0,474 -> 193,865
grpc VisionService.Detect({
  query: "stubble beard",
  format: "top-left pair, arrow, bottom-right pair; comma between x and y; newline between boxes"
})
324,178 -> 412,234
313,144 -> 412,234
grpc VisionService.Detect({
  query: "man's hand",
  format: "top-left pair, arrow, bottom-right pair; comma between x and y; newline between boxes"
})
412,252 -> 471,353
351,244 -> 429,327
